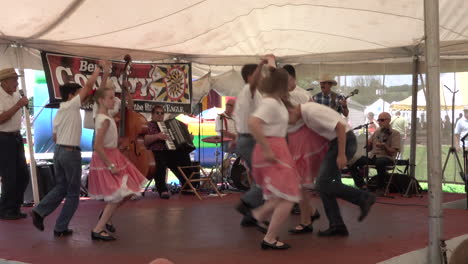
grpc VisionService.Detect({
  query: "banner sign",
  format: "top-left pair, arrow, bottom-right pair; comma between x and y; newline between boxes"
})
41,51 -> 192,113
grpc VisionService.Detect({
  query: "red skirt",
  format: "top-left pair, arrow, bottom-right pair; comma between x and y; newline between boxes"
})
288,125 -> 328,185
88,148 -> 147,203
252,137 -> 300,202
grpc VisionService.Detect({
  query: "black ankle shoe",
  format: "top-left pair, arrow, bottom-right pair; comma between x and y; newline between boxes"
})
318,226 -> 349,237
31,210 -> 44,231
261,240 -> 291,250
91,230 -> 116,241
54,229 -> 73,237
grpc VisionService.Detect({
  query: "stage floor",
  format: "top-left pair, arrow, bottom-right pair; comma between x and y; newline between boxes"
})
0,191 -> 467,264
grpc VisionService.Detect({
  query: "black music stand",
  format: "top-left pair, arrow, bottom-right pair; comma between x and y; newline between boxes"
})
462,133 -> 468,210
442,85 -> 465,184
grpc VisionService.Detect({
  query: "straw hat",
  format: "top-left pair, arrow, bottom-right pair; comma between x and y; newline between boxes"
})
317,73 -> 337,86
0,68 -> 22,81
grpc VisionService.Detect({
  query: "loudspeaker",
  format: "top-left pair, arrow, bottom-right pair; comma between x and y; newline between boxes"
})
368,173 -> 422,194
24,162 -> 56,203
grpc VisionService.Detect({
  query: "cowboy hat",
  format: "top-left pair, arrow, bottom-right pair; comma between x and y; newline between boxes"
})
0,68 -> 22,81
317,73 -> 337,86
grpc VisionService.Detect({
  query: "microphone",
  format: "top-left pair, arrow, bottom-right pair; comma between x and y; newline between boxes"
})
353,122 -> 373,130
461,132 -> 468,142
18,89 -> 29,110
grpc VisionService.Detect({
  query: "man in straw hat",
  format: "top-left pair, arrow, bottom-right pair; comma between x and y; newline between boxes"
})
0,68 -> 30,220
313,73 -> 349,117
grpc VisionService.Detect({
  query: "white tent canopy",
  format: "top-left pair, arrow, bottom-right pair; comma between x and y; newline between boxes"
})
365,98 -> 391,115
2,0 -> 468,71
0,1 -> 456,262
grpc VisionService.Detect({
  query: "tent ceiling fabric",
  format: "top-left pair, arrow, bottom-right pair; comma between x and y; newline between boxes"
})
2,0 -> 468,68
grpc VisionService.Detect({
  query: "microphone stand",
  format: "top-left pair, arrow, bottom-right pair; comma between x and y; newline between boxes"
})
353,122 -> 372,182
219,113 -> 226,191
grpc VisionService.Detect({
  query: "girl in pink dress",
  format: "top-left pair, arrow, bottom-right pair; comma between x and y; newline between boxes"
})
284,65 -> 328,234
88,88 -> 147,241
249,67 -> 300,250
287,124 -> 328,233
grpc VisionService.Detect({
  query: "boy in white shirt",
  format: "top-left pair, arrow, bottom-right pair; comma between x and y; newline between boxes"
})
234,55 -> 275,227
288,102 -> 376,237
31,62 -> 102,237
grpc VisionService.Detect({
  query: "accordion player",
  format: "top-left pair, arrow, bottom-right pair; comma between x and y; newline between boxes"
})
157,119 -> 196,153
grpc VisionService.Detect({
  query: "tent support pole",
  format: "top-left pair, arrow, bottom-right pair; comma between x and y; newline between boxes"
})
14,43 -> 40,205
424,0 -> 443,263
409,55 -> 419,179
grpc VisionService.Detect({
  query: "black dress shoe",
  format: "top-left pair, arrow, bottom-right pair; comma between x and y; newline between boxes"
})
17,212 -> 28,219
91,230 -> 116,241
359,194 -> 376,222
311,210 -> 320,222
0,212 -> 22,220
235,201 -> 251,216
318,226 -> 349,237
31,210 -> 44,231
261,240 -> 291,250
240,214 -> 257,227
291,203 -> 300,215
288,224 -> 313,234
255,222 -> 268,234
54,229 -> 73,237
98,210 -> 116,233
159,192 -> 170,199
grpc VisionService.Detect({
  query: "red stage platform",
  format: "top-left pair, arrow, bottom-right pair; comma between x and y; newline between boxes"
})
0,192 -> 466,264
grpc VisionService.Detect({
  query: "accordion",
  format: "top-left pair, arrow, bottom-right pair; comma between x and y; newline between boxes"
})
157,119 -> 196,153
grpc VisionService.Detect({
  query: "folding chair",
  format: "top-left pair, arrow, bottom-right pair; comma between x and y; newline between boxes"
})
365,152 -> 402,197
177,165 -> 223,200
366,161 -> 398,198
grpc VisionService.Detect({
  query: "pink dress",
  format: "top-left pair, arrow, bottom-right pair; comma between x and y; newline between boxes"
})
250,97 -> 300,202
287,125 -> 328,185
88,114 -> 147,203
252,137 -> 301,202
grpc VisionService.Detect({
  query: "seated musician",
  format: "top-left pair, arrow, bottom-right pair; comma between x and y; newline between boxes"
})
214,98 -> 237,154
144,105 -> 193,199
348,112 -> 401,194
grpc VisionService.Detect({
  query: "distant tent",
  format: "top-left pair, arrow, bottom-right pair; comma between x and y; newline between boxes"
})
366,98 -> 391,114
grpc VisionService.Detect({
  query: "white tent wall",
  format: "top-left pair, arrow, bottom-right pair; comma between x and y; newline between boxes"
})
1,0 -> 467,261
1,0 -> 468,67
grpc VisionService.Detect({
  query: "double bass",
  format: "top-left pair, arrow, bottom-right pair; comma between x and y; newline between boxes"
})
118,55 -> 156,179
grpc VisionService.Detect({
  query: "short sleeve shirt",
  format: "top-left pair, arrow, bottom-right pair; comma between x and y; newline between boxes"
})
252,97 -> 288,137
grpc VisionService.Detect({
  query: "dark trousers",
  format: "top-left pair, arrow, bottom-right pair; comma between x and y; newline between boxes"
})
349,156 -> 393,189
0,133 -> 29,215
152,150 -> 191,193
236,134 -> 264,209
316,131 -> 367,227
34,146 -> 82,232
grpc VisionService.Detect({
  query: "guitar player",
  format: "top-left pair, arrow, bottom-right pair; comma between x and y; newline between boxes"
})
348,112 -> 401,195
312,73 -> 349,117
